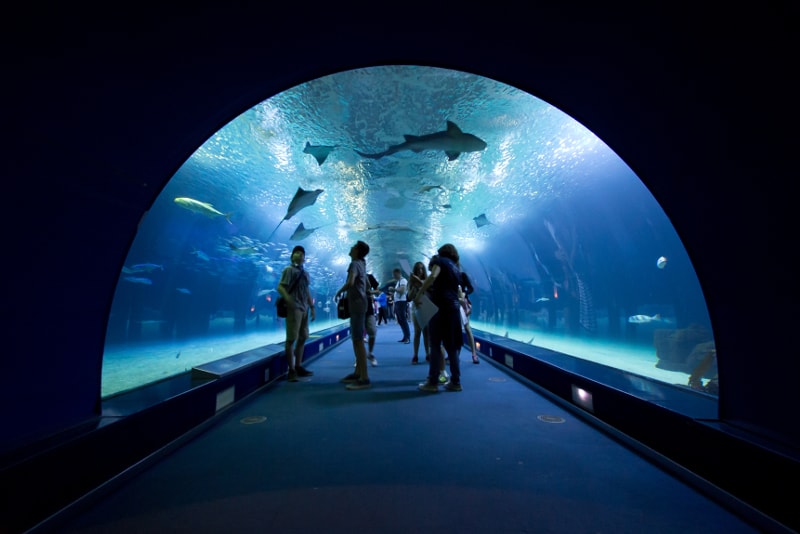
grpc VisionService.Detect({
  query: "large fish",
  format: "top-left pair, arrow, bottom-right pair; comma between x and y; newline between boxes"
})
174,197 -> 232,224
266,187 -> 324,241
356,121 -> 487,161
303,142 -> 337,165
628,313 -> 662,324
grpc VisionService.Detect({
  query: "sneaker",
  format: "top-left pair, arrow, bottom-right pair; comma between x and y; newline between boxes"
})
340,373 -> 360,383
439,370 -> 449,384
368,354 -> 378,367
287,369 -> 298,382
418,381 -> 439,392
346,378 -> 371,390
444,381 -> 462,392
411,356 -> 419,365
296,366 -> 313,377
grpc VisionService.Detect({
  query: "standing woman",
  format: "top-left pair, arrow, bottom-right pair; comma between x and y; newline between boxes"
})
336,240 -> 372,390
414,244 -> 464,392
408,260 -> 431,365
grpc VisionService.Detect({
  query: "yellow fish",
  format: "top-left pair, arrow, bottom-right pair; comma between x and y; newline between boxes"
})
174,197 -> 232,224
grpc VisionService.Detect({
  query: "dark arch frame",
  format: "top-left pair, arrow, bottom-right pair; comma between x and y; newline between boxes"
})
4,4 -> 797,530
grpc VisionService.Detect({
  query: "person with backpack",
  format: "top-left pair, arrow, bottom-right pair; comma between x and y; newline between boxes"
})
335,240 -> 373,390
277,245 -> 316,382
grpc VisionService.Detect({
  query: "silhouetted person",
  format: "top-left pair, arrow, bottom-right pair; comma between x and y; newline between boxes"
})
336,241 -> 372,390
414,244 -> 464,392
391,268 -> 411,343
277,245 -> 316,382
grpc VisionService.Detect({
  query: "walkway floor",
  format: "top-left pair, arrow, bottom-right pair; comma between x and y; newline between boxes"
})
47,323 -> 762,533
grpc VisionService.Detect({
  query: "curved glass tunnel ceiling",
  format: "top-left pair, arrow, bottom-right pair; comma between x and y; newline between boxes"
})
106,65 -> 715,399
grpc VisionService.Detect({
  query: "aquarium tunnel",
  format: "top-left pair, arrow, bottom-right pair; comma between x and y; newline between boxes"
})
105,65 -> 717,402
5,13 -> 798,530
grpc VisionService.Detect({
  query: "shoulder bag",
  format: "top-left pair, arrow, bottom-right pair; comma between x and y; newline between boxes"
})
337,292 -> 350,319
276,270 -> 301,318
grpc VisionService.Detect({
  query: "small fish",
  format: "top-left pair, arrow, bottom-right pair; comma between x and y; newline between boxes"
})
191,249 -> 210,261
356,121 -> 487,161
174,197 -> 232,224
473,213 -> 492,228
176,287 -> 191,294
176,352 -> 181,359
303,142 -> 337,165
122,263 -> 164,273
535,297 -> 550,303
124,276 -> 152,285
628,313 -> 662,324
419,184 -> 445,193
229,242 -> 258,255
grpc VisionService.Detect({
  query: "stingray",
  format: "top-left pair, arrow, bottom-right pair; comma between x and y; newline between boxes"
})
289,222 -> 330,241
266,187 -> 324,241
303,142 -> 337,166
473,213 -> 492,228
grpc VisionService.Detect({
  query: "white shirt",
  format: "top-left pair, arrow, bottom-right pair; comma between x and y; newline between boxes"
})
395,276 -> 408,302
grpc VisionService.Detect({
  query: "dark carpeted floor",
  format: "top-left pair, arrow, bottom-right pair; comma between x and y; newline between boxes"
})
47,323 -> 760,533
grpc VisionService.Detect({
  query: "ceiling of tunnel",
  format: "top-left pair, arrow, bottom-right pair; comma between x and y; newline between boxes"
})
134,65 -> 654,298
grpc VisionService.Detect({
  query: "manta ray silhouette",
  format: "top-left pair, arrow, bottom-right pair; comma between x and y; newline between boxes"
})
303,142 -> 337,166
473,213 -> 492,228
266,187 -> 324,241
289,222 -> 330,241
356,121 -> 487,161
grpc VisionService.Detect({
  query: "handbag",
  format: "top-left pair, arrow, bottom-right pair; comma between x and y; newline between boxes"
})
337,292 -> 351,319
276,270 -> 301,318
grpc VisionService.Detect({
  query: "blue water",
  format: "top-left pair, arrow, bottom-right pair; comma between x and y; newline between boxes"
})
103,65 -> 714,397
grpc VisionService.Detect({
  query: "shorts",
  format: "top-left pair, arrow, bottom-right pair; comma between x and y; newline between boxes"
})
365,312 -> 377,338
286,307 -> 309,342
349,303 -> 367,338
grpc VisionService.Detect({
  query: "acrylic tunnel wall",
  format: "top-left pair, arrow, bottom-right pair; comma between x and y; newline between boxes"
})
104,65 -> 716,405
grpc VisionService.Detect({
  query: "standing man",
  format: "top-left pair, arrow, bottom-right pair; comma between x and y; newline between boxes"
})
392,267 -> 411,344
336,241 -> 372,390
278,245 -> 316,382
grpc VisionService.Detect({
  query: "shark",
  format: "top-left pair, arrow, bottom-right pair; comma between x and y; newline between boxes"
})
174,197 -> 232,224
266,187 -> 324,241
303,142 -> 337,165
355,121 -> 487,161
